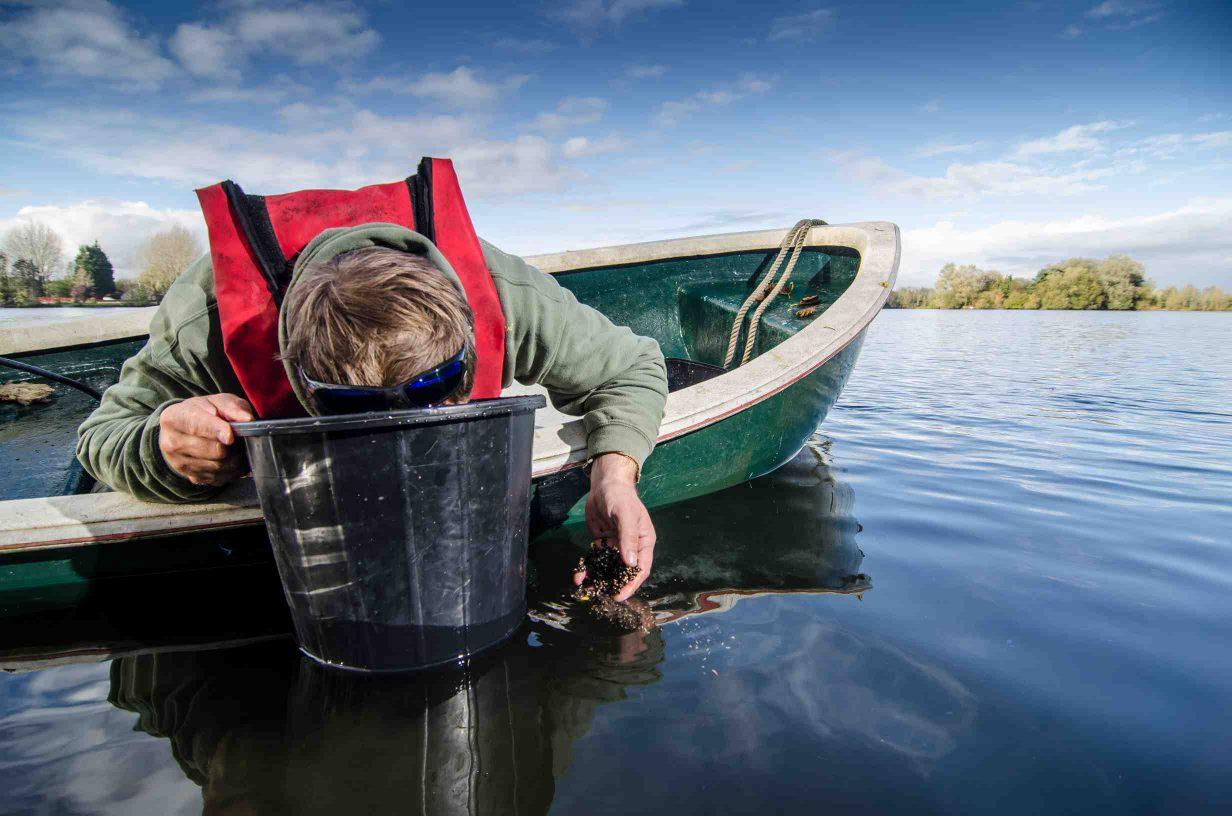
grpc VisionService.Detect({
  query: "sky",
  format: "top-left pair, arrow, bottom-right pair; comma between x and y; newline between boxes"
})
0,0 -> 1228,287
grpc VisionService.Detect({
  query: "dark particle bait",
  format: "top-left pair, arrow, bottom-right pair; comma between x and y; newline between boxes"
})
573,541 -> 640,601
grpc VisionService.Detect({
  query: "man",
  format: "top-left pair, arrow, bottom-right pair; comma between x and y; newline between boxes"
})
77,222 -> 667,600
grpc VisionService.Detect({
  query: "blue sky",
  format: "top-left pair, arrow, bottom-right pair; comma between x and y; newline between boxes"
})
1,0 -> 1229,286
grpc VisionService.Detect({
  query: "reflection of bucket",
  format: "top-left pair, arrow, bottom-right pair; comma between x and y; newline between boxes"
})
234,395 -> 545,673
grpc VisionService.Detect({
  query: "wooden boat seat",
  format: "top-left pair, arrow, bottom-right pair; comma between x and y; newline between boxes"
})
677,281 -> 842,367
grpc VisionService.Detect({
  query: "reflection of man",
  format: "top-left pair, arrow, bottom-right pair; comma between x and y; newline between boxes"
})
108,625 -> 664,815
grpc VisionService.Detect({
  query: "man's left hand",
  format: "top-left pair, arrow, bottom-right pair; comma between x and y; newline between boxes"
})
581,453 -> 656,602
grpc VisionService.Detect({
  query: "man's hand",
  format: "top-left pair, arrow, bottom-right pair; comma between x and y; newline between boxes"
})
580,453 -> 656,601
158,394 -> 254,487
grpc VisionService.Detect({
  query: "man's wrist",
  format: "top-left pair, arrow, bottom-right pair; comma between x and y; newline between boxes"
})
587,451 -> 641,484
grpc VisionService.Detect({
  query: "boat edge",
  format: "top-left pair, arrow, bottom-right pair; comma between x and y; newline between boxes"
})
0,222 -> 899,551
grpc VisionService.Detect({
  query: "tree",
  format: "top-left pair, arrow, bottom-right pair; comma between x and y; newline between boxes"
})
3,221 -> 63,298
934,263 -> 1003,309
134,226 -> 202,300
886,286 -> 935,308
69,261 -> 94,302
44,279 -> 72,298
72,241 -> 116,297
1097,254 -> 1147,310
11,258 -> 41,301
1034,266 -> 1107,310
0,252 -> 12,305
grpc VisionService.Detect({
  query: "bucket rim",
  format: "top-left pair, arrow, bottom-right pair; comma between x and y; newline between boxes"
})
232,394 -> 546,437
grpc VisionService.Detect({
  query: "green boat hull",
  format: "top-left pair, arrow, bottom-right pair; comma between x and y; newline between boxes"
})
0,245 -> 870,603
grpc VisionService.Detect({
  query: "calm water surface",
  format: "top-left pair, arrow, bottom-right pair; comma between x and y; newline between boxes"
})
0,307 -> 132,328
2,311 -> 1230,814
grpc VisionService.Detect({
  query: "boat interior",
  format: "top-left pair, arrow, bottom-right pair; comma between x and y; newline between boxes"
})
1,245 -> 862,503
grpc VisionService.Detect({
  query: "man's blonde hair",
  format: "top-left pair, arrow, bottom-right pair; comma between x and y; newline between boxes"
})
282,247 -> 475,400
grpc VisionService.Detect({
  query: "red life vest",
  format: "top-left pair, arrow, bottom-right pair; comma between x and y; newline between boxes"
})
195,157 -> 506,418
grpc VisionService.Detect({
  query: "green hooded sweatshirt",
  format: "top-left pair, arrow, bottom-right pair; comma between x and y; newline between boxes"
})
76,224 -> 668,503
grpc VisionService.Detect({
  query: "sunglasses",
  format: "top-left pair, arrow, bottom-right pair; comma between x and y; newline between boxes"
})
300,344 -> 469,415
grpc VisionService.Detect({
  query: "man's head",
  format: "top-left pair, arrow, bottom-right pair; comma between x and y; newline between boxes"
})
282,247 -> 475,408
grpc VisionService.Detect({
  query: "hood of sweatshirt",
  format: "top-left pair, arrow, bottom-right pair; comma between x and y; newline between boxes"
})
277,222 -> 468,414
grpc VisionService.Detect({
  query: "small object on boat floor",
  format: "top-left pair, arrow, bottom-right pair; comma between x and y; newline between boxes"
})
0,383 -> 54,405
797,294 -> 820,308
779,281 -> 794,298
795,305 -> 818,319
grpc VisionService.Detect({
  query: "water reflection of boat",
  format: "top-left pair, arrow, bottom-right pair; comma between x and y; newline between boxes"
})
531,440 -> 870,628
0,443 -> 863,670
107,624 -> 663,816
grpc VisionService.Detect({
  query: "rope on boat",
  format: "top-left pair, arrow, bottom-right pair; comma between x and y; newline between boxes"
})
722,219 -> 828,369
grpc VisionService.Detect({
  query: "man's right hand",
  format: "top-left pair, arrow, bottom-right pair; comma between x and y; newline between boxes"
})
158,394 -> 254,486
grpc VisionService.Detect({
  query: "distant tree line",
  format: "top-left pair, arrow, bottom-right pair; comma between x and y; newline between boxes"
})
0,221 -> 201,307
887,255 -> 1231,311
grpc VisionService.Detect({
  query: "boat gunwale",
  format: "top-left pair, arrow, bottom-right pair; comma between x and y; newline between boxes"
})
0,221 -> 899,553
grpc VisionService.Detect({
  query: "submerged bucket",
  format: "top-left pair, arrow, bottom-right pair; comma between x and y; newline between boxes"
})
233,395 -> 546,673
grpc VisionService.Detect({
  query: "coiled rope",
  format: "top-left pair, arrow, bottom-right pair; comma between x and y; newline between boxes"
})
722,218 -> 827,369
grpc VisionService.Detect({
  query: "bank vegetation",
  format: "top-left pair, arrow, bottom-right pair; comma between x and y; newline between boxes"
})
888,256 -> 1230,311
0,221 -> 201,307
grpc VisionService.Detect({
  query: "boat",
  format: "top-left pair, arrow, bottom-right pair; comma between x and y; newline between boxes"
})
0,221 -> 899,598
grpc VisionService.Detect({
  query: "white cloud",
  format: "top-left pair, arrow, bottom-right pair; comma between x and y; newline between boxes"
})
187,77 -> 310,106
0,0 -> 178,88
492,36 -> 557,54
914,141 -> 984,158
900,198 -> 1232,287
168,3 -> 378,87
1061,24 -> 1083,38
655,75 -> 773,127
827,151 -> 1119,199
407,67 -> 531,106
531,97 -> 609,131
767,8 -> 836,42
1081,1 -> 1164,30
627,63 -> 668,79
169,22 -> 235,81
230,4 -> 379,64
1118,130 -> 1232,159
0,2 -> 381,90
562,134 -> 631,158
1013,120 -> 1129,157
920,99 -> 941,113
1086,1 -> 1156,19
0,200 -> 204,278
344,67 -> 531,107
10,105 -> 581,199
550,0 -> 683,33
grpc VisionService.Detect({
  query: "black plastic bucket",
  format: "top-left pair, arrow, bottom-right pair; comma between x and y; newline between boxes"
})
233,395 -> 546,673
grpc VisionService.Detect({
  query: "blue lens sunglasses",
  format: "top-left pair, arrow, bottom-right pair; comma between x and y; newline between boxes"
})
300,344 -> 469,415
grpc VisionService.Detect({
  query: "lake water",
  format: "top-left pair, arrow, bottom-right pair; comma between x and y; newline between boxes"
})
0,307 -> 132,328
1,311 -> 1230,814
